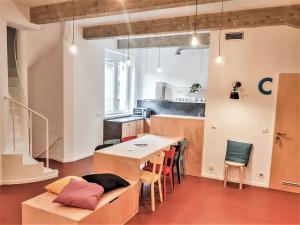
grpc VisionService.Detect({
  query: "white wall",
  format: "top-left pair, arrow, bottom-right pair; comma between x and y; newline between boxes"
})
203,26 -> 300,187
28,32 -> 64,160
63,23 -> 118,161
135,47 -> 209,101
0,20 -> 9,154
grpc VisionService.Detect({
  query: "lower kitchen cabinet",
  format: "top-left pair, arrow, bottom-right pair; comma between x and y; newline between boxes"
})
104,118 -> 145,141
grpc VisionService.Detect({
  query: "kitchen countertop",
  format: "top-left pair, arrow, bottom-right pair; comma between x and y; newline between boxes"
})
105,116 -> 146,123
152,114 -> 205,120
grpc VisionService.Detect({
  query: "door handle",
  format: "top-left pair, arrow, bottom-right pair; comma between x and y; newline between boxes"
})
275,132 -> 287,136
275,132 -> 287,143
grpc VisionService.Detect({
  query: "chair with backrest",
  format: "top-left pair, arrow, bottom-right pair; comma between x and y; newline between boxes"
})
121,136 -> 137,142
94,143 -> 114,151
103,139 -> 120,145
224,140 -> 253,190
143,146 -> 176,200
140,151 -> 165,212
162,147 -> 176,200
172,139 -> 187,186
137,133 -> 149,138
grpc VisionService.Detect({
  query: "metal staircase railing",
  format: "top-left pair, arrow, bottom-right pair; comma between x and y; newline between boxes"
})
4,96 -> 50,168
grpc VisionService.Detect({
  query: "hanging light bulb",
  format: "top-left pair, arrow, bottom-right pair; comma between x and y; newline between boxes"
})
70,42 -> 77,54
216,0 -> 224,65
191,34 -> 199,46
122,46 -> 125,70
145,49 -> 149,74
70,0 -> 77,54
126,13 -> 131,66
126,57 -> 131,65
215,55 -> 223,64
157,66 -> 162,73
190,0 -> 199,46
157,36 -> 162,73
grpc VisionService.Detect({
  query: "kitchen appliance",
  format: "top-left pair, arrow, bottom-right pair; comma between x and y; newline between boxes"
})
155,82 -> 166,100
133,107 -> 151,118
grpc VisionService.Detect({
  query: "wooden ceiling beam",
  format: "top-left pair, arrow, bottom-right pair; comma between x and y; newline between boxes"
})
83,4 -> 300,40
30,0 -> 227,24
117,33 -> 210,49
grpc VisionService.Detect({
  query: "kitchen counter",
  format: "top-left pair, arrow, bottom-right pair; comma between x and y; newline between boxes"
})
103,116 -> 147,141
105,116 -> 146,123
152,114 -> 205,121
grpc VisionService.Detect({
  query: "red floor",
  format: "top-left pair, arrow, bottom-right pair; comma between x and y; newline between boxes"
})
0,157 -> 299,225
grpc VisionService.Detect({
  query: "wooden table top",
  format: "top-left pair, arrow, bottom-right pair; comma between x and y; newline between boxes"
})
95,135 -> 182,161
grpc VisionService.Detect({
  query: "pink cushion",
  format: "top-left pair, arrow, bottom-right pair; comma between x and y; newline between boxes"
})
53,179 -> 104,210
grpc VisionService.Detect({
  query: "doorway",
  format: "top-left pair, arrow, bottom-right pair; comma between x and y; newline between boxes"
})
269,73 -> 300,193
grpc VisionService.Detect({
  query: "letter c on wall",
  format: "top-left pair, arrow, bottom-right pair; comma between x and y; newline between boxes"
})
258,77 -> 273,95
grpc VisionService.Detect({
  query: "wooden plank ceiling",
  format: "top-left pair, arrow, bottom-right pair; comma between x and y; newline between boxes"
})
30,0 -> 226,24
83,4 -> 300,39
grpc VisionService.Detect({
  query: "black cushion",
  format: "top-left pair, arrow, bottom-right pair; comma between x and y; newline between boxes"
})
82,173 -> 130,192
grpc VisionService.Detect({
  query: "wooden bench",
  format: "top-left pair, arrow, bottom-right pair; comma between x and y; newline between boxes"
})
22,180 -> 139,225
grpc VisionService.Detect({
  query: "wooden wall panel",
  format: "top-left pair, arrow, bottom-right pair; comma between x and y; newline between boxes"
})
150,115 -> 204,177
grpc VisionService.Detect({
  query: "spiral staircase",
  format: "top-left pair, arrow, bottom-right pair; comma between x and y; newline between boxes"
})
1,62 -> 58,185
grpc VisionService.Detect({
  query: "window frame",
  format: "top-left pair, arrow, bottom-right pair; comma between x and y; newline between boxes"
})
104,50 -> 132,117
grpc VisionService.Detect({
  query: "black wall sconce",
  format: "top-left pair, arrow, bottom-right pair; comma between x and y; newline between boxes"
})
230,81 -> 242,99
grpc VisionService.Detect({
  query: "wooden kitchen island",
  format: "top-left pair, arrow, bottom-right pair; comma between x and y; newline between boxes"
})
150,115 -> 204,177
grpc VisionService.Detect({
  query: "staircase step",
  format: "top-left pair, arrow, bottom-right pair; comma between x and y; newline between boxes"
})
43,168 -> 59,178
22,154 -> 40,165
8,77 -> 19,87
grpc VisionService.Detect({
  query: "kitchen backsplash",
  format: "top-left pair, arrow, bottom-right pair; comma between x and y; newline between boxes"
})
137,99 -> 205,117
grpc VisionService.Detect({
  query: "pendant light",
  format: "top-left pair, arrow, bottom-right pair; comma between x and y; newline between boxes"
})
145,37 -> 149,74
70,0 -> 77,54
216,0 -> 224,64
122,46 -> 125,70
190,0 -> 199,46
126,13 -> 131,65
157,36 -> 162,73
145,49 -> 149,74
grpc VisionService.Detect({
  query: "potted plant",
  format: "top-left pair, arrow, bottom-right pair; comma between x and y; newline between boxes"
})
189,83 -> 201,94
189,83 -> 201,102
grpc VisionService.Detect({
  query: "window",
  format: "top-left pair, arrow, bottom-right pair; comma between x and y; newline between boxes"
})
104,51 -> 131,116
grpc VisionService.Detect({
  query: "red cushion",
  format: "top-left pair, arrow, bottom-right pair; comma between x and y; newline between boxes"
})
53,179 -> 104,210
143,163 -> 171,174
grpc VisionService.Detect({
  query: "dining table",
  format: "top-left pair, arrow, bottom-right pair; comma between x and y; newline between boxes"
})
93,134 -> 183,181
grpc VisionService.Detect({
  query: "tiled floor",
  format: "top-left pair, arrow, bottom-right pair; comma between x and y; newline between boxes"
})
0,157 -> 299,225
